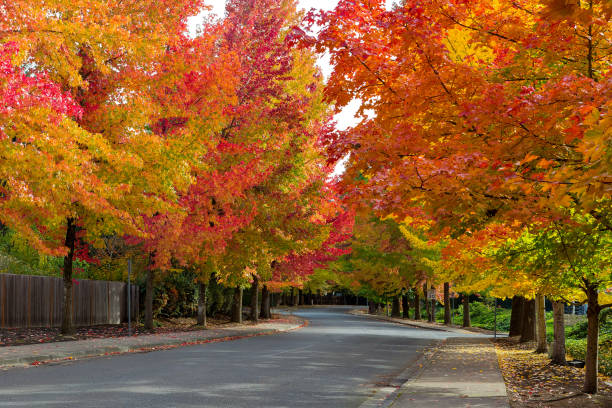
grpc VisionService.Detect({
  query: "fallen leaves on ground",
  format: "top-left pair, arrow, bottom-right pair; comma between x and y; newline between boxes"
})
496,339 -> 612,407
0,314 -> 289,347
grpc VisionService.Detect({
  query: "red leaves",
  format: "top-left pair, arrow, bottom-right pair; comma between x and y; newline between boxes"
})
0,43 -> 82,119
273,203 -> 354,283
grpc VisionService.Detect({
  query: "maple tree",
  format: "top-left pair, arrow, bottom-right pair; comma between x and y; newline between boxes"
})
134,0 -> 348,325
204,0 -> 332,322
269,187 -> 354,303
327,215 -> 418,310
309,0 -> 611,393
126,23 -> 254,328
0,41 -> 84,249
0,0 -> 205,334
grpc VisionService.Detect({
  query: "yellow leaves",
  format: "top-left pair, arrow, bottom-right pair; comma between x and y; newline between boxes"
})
583,107 -> 601,127
445,28 -> 494,65
399,224 -> 440,252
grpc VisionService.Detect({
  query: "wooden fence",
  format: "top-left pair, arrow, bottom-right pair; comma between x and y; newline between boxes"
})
0,273 -> 138,329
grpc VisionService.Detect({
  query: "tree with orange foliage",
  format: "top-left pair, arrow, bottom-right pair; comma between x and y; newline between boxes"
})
310,0 -> 611,393
0,0 -> 204,334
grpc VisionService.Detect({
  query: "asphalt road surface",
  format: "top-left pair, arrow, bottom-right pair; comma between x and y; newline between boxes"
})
0,307 -> 476,407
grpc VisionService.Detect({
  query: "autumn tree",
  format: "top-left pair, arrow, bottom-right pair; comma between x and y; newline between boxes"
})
155,0 -> 342,325
310,0 -> 611,393
0,0 -> 206,334
326,214 -> 423,316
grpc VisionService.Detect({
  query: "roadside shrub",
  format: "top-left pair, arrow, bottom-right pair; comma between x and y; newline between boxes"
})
156,271 -> 198,318
206,277 -> 235,317
444,301 -> 512,331
567,320 -> 589,339
566,334 -> 612,376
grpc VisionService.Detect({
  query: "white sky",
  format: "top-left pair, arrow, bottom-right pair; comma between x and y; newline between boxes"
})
187,1 -> 393,175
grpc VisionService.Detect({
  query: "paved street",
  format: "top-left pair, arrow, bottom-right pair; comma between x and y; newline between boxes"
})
0,307 -> 484,407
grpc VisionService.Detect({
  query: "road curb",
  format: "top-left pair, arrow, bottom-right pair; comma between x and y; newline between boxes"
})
0,318 -> 308,370
358,340 -> 445,408
349,310 -> 508,337
349,310 -> 460,333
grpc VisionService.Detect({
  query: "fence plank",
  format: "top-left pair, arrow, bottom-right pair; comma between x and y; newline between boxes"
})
0,273 -> 138,329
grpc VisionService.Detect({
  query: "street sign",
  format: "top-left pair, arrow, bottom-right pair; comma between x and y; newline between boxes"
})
427,289 -> 436,300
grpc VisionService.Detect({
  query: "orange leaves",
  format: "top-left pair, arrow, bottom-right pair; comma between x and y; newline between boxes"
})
521,154 -> 540,165
313,0 -> 611,248
541,0 -> 582,17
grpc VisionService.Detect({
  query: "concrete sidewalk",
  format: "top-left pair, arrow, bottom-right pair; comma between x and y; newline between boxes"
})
0,318 -> 304,370
391,337 -> 509,407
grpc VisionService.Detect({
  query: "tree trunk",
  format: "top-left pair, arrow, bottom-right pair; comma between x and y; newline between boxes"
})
429,299 -> 435,323
292,288 -> 298,307
299,289 -> 304,306
520,299 -> 536,342
391,295 -> 401,317
402,293 -> 409,319
260,284 -> 271,319
444,282 -> 451,325
231,287 -> 243,323
583,284 -> 600,394
414,288 -> 421,320
61,218 -> 77,335
197,281 -> 207,327
423,284 -> 429,321
144,268 -> 155,330
551,300 -> 566,365
462,294 -> 471,327
250,276 -> 259,322
535,294 -> 548,353
509,296 -> 524,337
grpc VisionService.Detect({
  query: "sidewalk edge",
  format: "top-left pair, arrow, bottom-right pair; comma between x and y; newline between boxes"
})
358,340 -> 445,408
0,318 -> 307,370
349,310 -> 463,333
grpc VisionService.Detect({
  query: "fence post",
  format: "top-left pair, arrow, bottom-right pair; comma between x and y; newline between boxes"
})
1,274 -> 4,328
128,258 -> 132,335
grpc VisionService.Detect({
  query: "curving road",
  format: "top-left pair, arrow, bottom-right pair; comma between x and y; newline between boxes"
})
0,307 -> 477,407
